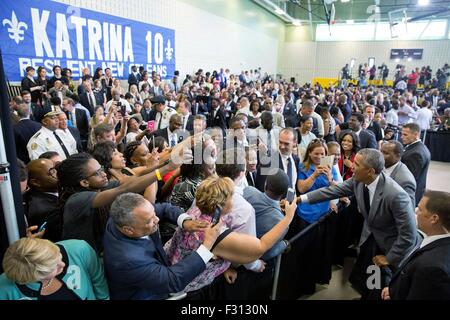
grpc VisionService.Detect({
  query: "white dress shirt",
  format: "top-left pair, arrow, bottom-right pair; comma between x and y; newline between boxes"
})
420,233 -> 450,249
281,153 -> 297,190
383,161 -> 401,177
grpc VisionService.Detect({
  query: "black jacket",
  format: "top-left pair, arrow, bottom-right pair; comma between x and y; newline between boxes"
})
79,91 -> 104,116
14,119 -> 42,163
255,151 -> 300,192
389,237 -> 450,300
401,141 -> 431,205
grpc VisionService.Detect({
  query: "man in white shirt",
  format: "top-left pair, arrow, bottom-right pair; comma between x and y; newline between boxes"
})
152,95 -> 177,130
105,89 -> 131,114
414,100 -> 433,140
27,111 -> 78,161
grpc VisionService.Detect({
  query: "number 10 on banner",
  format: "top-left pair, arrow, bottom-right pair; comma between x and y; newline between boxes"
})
146,31 -> 165,64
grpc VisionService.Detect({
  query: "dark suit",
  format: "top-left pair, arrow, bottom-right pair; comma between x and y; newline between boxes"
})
182,114 -> 194,132
388,162 -> 416,207
79,91 -> 104,116
340,129 -> 377,149
149,128 -> 189,146
65,109 -> 89,141
13,119 -> 42,163
140,108 -> 157,123
23,190 -> 62,242
401,141 -> 431,206
67,126 -> 83,152
306,173 -> 419,268
128,72 -> 141,90
21,77 -> 41,103
389,237 -> 450,300
255,151 -> 300,192
207,108 -> 227,132
29,103 -> 51,123
103,203 -> 206,300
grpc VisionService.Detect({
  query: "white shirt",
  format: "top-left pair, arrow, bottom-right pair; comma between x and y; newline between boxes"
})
365,175 -> 380,206
383,161 -> 401,177
386,109 -> 399,126
27,126 -> 77,161
414,108 -> 433,131
155,106 -> 177,130
56,128 -> 78,155
167,128 -> 178,147
420,233 -> 450,249
281,153 -> 297,190
105,99 -> 131,114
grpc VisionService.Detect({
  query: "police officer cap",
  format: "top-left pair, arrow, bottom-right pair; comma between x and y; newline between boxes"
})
150,95 -> 165,104
43,111 -> 63,118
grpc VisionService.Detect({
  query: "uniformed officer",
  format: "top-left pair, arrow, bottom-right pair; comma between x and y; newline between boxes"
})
27,111 -> 78,161
152,95 -> 177,130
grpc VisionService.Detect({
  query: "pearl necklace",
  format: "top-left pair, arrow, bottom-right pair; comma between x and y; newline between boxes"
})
42,278 -> 53,290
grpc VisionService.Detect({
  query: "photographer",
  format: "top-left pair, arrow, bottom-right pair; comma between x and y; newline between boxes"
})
105,89 -> 131,114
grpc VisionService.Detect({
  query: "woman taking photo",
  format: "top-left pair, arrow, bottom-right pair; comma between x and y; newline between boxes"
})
57,141 -> 189,252
0,238 -> 109,300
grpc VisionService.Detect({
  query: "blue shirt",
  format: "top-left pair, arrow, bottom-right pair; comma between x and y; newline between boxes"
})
296,163 -> 339,223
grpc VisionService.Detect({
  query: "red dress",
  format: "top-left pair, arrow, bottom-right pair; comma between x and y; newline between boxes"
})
338,152 -> 356,181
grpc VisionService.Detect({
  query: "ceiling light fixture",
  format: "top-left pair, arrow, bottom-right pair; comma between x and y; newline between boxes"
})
275,8 -> 285,15
418,0 -> 429,6
346,20 -> 354,24
292,20 -> 301,26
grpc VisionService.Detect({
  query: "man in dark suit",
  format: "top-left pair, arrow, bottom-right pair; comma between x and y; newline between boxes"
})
21,90 -> 51,123
244,147 -> 258,187
140,98 -> 156,122
149,114 -> 188,147
176,100 -> 194,132
364,105 -> 383,148
13,103 -> 42,163
340,113 -> 377,149
79,80 -> 104,116
127,65 -> 141,91
207,98 -> 227,133
385,190 -> 450,300
24,159 -> 62,242
255,128 -> 300,192
299,148 -> 419,298
103,193 -> 220,300
63,97 -> 89,147
401,123 -> 431,206
381,140 -> 416,207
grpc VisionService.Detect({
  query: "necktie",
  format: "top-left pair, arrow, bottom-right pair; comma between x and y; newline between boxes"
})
88,92 -> 95,109
247,171 -> 255,187
267,130 -> 272,157
53,131 -> 70,158
157,112 -> 162,130
363,185 -> 371,215
182,116 -> 186,130
286,157 -> 293,188
170,134 -> 176,147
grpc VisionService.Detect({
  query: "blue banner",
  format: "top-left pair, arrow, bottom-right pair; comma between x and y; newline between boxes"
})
0,0 -> 175,81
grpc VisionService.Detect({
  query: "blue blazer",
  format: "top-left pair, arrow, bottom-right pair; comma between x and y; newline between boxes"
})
103,203 -> 206,300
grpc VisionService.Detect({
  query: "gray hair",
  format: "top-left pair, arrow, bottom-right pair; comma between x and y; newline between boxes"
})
110,193 -> 147,227
357,148 -> 385,174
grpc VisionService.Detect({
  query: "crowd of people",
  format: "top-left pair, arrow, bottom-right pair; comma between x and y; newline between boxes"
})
1,62 -> 450,300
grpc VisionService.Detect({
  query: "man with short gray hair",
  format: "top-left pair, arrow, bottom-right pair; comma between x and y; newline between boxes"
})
103,193 -> 220,300
298,148 -> 419,299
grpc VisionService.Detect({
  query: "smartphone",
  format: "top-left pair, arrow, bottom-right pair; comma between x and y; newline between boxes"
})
211,205 -> 222,226
147,120 -> 155,132
286,188 -> 295,204
37,221 -> 47,233
120,105 -> 127,116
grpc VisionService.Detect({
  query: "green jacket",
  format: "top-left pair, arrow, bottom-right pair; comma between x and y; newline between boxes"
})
0,239 -> 109,300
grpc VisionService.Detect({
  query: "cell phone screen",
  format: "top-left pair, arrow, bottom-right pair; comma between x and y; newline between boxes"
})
286,188 -> 295,204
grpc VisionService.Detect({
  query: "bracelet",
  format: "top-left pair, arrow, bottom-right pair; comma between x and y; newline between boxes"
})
155,169 -> 162,181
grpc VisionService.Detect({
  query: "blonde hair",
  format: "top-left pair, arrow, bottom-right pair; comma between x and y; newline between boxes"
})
195,175 -> 234,215
2,238 -> 61,284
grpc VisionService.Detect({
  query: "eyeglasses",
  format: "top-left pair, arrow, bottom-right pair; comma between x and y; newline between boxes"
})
48,167 -> 57,178
83,166 -> 105,179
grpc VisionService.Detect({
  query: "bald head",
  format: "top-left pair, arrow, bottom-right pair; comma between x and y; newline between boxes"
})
169,114 -> 182,132
27,159 -> 58,192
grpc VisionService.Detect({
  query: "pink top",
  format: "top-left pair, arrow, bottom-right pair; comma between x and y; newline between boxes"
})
164,206 -> 231,292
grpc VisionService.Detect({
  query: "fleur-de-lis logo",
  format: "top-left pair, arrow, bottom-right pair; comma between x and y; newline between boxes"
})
165,40 -> 174,61
2,11 -> 28,44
